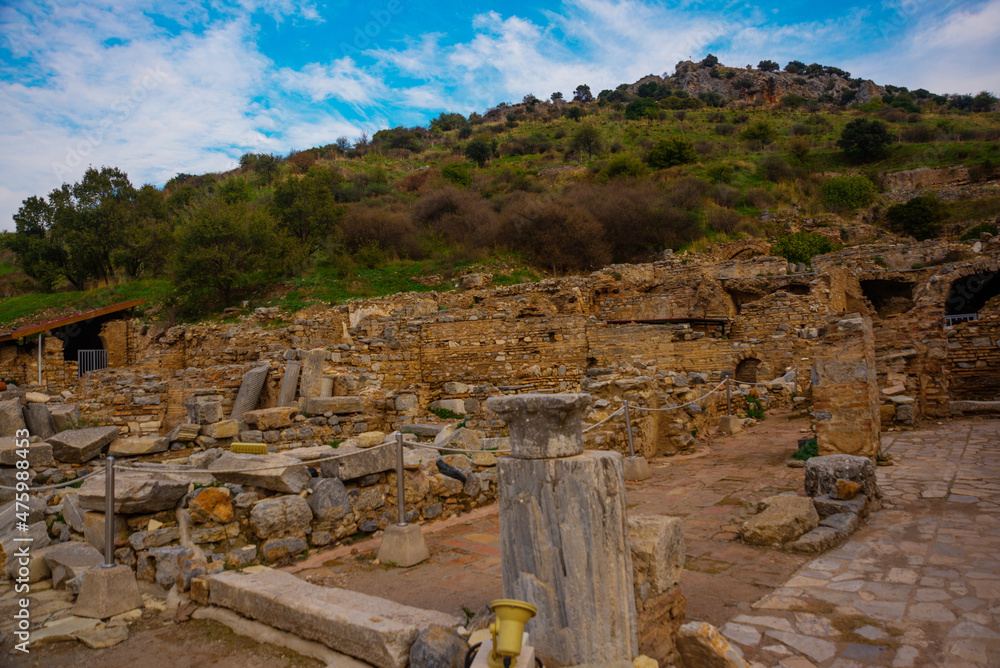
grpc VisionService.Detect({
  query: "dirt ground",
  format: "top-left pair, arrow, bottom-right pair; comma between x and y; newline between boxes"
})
4,409 -> 819,666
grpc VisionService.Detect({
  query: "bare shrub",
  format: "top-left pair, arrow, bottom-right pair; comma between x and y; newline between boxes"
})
900,125 -> 937,143
706,206 -> 741,234
342,205 -> 420,258
710,183 -> 741,208
666,176 -> 710,210
498,195 -> 611,273
743,187 -> 775,209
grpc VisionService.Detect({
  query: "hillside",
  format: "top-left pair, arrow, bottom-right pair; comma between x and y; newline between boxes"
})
1,56 -> 998,328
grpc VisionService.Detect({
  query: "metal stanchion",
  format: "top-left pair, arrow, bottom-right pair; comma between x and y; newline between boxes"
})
726,376 -> 733,416
395,432 -> 407,527
624,400 -> 636,458
103,456 -> 115,567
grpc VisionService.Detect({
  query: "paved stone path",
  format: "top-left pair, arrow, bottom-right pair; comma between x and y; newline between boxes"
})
726,419 -> 1000,667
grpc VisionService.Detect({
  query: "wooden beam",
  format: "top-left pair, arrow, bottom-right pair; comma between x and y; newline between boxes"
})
0,299 -> 145,343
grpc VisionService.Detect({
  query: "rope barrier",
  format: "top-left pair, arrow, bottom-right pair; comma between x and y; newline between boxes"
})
0,468 -> 103,492
582,406 -> 625,433
400,438 -> 511,454
631,381 -> 728,412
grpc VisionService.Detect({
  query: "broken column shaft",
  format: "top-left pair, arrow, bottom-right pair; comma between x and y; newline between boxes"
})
487,393 -> 637,666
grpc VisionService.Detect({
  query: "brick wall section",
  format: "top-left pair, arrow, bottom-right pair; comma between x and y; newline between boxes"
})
812,314 -> 881,457
946,315 -> 1000,401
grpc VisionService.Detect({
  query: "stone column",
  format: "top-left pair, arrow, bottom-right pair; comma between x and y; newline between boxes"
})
298,349 -> 327,400
230,364 -> 269,422
277,361 -> 302,408
487,394 -> 638,666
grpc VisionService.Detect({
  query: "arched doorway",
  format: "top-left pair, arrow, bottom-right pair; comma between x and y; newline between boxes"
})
945,270 -> 1000,319
735,357 -> 761,384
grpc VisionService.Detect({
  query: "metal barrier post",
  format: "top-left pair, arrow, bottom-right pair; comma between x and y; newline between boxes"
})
395,432 -> 407,527
624,400 -> 636,458
726,377 -> 733,416
103,457 -> 115,567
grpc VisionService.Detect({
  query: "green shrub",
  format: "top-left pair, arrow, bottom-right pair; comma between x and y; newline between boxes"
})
441,162 -> 472,187
886,194 -> 946,240
961,222 -> 999,240
771,231 -> 838,265
739,121 -> 776,145
838,118 -> 893,162
599,155 -> 645,181
793,437 -> 818,461
625,98 -> 660,120
745,396 -> 765,420
463,137 -> 493,166
822,175 -> 877,210
429,406 -> 465,420
647,138 -> 698,169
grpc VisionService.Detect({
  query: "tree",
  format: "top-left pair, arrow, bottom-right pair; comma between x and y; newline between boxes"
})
757,60 -> 779,72
4,196 -> 64,291
647,138 -> 698,169
784,60 -> 807,74
739,121 -> 776,145
838,118 -> 893,162
624,97 -> 659,121
429,112 -> 467,132
270,167 -> 343,247
886,194 -> 946,240
573,85 -> 593,102
565,106 -> 584,121
569,124 -> 602,158
464,137 -> 493,166
551,91 -> 563,101
702,54 -> 719,67
172,200 -> 292,310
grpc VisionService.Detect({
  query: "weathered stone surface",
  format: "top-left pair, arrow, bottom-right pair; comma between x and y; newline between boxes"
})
208,569 -> 461,668
49,404 -> 81,431
308,478 -> 351,523
48,426 -> 119,464
813,493 -> 868,518
832,479 -> 861,500
676,621 -> 747,668
628,515 -> 685,608
82,511 -> 128,553
186,399 -> 224,424
429,399 -> 465,414
0,437 -> 54,467
437,428 -> 482,452
278,360 -> 303,407
1,521 -> 51,571
168,422 -> 201,442
787,526 -> 845,554
298,348 -> 327,399
208,452 -> 310,493
301,396 -> 363,415
78,472 -> 189,514
61,492 -> 85,532
401,424 -> 444,438
23,403 -> 54,438
499,450 -> 637,665
320,444 -> 395,481
74,564 -> 144,619
282,445 -> 336,462
242,406 -> 298,430
189,486 -> 234,523
230,364 -> 270,421
129,526 -> 181,551
27,615 -> 101,646
259,536 -> 308,562
202,420 -> 239,439
188,448 -> 224,469
805,454 -> 881,501
44,541 -> 104,588
107,436 -> 168,457
250,494 -> 312,539
76,625 -> 130,649
0,398 -> 26,437
225,545 -> 257,569
5,542 -> 54,582
409,625 -> 468,668
740,494 -> 819,546
487,393 -> 592,459
0,496 -> 45,535
24,392 -> 50,403
376,523 -> 429,568
354,431 -> 388,448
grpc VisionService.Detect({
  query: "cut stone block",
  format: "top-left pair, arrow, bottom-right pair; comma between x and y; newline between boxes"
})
301,397 -> 363,416
320,444 -> 395,481
61,492 -> 85,532
0,398 -> 26,437
73,564 -> 144,619
298,349 -> 327,399
0,437 -> 54,468
278,360 -> 302,407
44,541 -> 104,588
717,415 -> 742,435
23,403 -> 54,439
805,454 -> 881,501
48,426 -> 120,464
429,399 -> 465,415
82,511 -> 128,553
242,406 -> 299,430
377,523 -> 429,568
208,452 -> 310,493
78,472 -> 189,514
676,621 -> 746,668
107,436 -> 168,457
186,400 -> 224,425
250,495 -> 312,539
5,542 -> 55,583
741,494 -> 818,546
49,404 -> 81,431
168,423 -> 200,442
208,569 -> 461,668
623,455 -> 651,481
628,515 -> 685,607
202,420 -> 239,439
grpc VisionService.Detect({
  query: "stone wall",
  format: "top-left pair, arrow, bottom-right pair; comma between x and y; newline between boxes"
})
946,315 -> 1000,401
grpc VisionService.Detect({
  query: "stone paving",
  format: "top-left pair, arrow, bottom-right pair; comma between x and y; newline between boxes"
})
724,419 -> 1000,667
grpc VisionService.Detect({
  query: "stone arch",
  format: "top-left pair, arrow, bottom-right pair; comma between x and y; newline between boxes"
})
735,357 -> 761,384
945,269 -> 1000,316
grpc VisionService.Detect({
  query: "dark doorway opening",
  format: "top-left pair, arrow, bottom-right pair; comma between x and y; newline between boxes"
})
860,279 -> 916,318
735,358 -> 761,384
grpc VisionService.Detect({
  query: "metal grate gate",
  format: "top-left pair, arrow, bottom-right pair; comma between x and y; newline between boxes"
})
78,349 -> 108,377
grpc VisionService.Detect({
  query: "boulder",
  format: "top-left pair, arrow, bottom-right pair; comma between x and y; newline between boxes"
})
259,536 -> 308,562
628,515 -> 685,607
804,454 -> 880,501
0,398 -> 26,437
186,400 -> 224,424
320,444 -> 395,481
308,478 -> 352,523
740,494 -> 818,546
78,472 -> 189,514
409,625 -> 468,668
49,404 -> 81,431
23,403 -> 54,439
188,487 -> 234,523
242,407 -> 298,430
107,436 -> 168,457
300,396 -> 363,416
43,541 -> 105,588
0,437 -> 54,468
676,621 -> 747,668
208,452 -> 310,493
24,392 -> 50,404
225,545 -> 257,569
48,426 -> 120,464
354,431 -> 388,448
249,495 -> 312,539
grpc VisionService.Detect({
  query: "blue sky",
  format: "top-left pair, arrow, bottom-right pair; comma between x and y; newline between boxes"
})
1,0 -> 999,231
